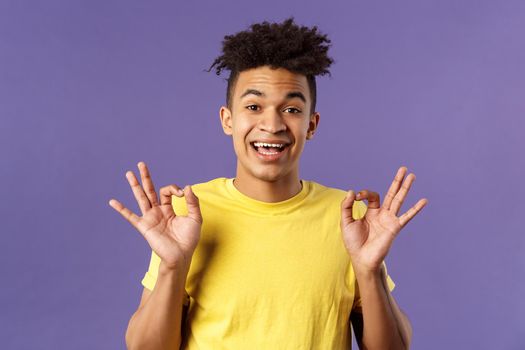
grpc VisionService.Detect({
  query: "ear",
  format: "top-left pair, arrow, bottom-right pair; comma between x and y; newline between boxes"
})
306,112 -> 320,140
219,106 -> 233,136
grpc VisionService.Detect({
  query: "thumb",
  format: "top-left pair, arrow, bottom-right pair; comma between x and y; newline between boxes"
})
183,185 -> 203,224
341,190 -> 356,226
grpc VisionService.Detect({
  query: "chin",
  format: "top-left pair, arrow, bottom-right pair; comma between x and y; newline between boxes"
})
253,173 -> 281,183
250,167 -> 290,183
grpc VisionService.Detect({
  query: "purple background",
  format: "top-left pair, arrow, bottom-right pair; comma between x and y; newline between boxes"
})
1,1 -> 524,349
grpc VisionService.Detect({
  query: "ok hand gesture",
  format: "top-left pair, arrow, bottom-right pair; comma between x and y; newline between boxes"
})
340,166 -> 428,274
109,162 -> 202,273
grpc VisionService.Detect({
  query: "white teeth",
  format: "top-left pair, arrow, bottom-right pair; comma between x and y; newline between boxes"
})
253,142 -> 285,148
259,150 -> 279,155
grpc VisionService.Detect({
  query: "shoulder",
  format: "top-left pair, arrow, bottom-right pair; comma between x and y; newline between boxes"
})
305,180 -> 368,220
307,180 -> 347,199
171,177 -> 227,214
189,177 -> 228,196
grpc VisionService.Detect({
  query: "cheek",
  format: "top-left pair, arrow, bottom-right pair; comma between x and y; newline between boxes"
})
231,122 -> 251,149
291,127 -> 310,152
232,119 -> 253,141
292,122 -> 310,141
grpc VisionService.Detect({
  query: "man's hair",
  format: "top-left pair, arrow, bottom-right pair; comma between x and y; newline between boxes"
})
206,17 -> 334,115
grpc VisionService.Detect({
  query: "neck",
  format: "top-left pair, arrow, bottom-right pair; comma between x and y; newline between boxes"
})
233,167 -> 302,203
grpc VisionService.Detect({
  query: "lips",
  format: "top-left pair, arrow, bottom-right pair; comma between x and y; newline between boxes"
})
250,141 -> 290,153
247,140 -> 289,162
251,139 -> 290,144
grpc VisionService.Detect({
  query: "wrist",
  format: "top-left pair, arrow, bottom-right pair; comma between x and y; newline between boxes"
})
353,260 -> 382,276
159,260 -> 190,278
353,263 -> 388,286
354,267 -> 381,283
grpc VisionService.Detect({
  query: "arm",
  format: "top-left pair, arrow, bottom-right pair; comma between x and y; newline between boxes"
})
126,263 -> 189,350
341,166 -> 427,350
109,162 -> 202,350
351,265 -> 412,349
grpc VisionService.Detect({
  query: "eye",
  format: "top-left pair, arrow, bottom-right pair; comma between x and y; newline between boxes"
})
246,105 -> 259,111
284,107 -> 301,114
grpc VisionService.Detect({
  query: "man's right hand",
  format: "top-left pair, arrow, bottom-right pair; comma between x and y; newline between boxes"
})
109,161 -> 202,273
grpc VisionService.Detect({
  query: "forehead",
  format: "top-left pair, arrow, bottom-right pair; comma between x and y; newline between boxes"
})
234,66 -> 309,99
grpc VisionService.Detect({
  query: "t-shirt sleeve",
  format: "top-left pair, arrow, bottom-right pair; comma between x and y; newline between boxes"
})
141,250 -> 191,307
349,199 -> 396,311
140,249 -> 161,291
140,194 -> 190,306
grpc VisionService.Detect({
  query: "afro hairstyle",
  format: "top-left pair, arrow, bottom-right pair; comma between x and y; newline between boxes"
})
206,17 -> 334,115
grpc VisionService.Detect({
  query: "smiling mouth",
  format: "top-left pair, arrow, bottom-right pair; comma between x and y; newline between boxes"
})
250,141 -> 290,154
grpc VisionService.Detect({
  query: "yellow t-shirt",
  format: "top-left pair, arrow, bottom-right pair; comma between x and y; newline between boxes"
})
141,177 -> 395,349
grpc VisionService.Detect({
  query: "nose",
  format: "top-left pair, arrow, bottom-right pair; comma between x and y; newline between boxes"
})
257,108 -> 287,133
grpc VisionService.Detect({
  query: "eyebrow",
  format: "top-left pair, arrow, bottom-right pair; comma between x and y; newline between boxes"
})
240,89 -> 306,103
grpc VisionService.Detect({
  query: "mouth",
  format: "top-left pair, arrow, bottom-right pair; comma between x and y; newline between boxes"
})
250,141 -> 290,155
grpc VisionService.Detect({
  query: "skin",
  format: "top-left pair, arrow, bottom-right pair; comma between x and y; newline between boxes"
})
109,166 -> 201,349
341,167 -> 428,349
219,65 -> 320,202
109,64 -> 428,349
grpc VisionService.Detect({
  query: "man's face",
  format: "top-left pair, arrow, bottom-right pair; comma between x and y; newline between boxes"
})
219,65 -> 320,183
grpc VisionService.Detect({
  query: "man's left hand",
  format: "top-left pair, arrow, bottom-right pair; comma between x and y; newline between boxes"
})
340,166 -> 428,275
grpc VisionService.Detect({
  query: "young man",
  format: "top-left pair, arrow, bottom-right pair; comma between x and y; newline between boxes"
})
109,17 -> 427,349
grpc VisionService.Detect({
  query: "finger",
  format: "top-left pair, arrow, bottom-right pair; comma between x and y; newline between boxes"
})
184,185 -> 203,224
138,161 -> 159,206
126,170 -> 152,215
341,190 -> 356,225
159,185 -> 184,206
108,198 -> 140,228
390,173 -> 416,215
382,166 -> 407,210
356,190 -> 381,209
399,198 -> 428,227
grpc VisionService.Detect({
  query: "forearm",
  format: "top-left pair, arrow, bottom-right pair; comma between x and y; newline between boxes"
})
380,266 -> 412,348
355,267 -> 409,350
126,263 -> 189,350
